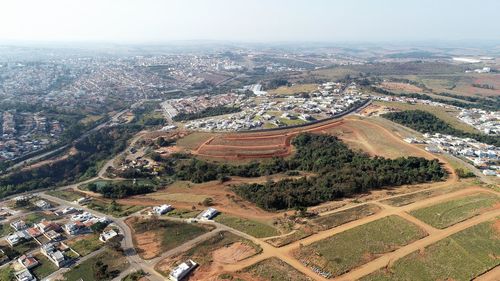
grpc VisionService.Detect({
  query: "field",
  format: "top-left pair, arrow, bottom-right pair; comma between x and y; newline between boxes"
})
362,219 -> 500,281
126,217 -> 214,259
373,101 -> 478,133
380,183 -> 468,207
229,257 -> 313,281
87,199 -> 145,217
46,189 -> 86,201
63,248 -> 129,281
214,214 -> 279,238
189,119 -> 347,161
311,204 -> 382,231
397,73 -> 500,98
322,116 -> 431,159
155,231 -> 261,280
66,233 -> 102,256
22,211 -> 59,224
0,266 -> 13,281
294,215 -> 427,277
268,83 -> 318,95
409,193 -> 499,229
32,253 -> 59,279
379,82 -> 424,93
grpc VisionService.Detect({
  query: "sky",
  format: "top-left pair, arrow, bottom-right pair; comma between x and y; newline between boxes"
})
1,0 -> 499,43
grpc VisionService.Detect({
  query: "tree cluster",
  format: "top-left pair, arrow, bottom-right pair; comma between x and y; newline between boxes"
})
382,110 -> 500,146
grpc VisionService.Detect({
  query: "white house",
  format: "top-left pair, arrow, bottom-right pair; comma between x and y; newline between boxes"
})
14,269 -> 37,281
152,204 -> 173,215
99,229 -> 118,242
169,260 -> 197,281
199,207 -> 218,220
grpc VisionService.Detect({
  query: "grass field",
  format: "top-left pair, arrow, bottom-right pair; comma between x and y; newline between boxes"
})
239,257 -> 312,281
176,132 -> 215,150
66,233 -> 102,256
22,211 -> 59,224
311,204 -> 382,231
294,215 -> 427,277
380,183 -> 467,207
165,208 -> 201,219
63,248 -> 128,281
46,189 -> 86,202
362,219 -> 500,281
214,214 -> 279,238
0,266 -> 13,281
87,200 -> 145,217
373,101 -> 478,133
268,83 -> 318,95
32,253 -> 59,279
409,193 -> 499,229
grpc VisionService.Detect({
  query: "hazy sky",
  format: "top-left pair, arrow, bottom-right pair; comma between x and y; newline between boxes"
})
1,0 -> 499,43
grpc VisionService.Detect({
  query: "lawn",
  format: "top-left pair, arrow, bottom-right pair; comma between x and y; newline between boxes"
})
23,211 -> 59,224
156,231 -> 261,276
268,83 -> 318,95
409,193 -> 499,229
12,239 -> 39,254
63,248 -> 129,281
32,253 -> 59,279
238,257 -> 312,281
46,189 -> 85,202
214,214 -> 279,238
0,224 -> 13,237
87,200 -> 145,217
165,208 -> 201,219
311,204 -> 382,231
66,233 -> 102,256
176,132 -> 215,150
294,215 -> 427,277
0,266 -> 13,281
362,219 -> 500,281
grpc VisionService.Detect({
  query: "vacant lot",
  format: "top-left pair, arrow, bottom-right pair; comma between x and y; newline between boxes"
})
268,83 -> 318,95
214,214 -> 279,238
46,189 -> 86,202
32,253 -> 58,279
311,204 -> 382,231
409,193 -> 499,229
323,116 -> 430,159
362,219 -> 500,281
66,233 -> 102,256
266,227 -> 316,247
87,199 -> 145,217
294,215 -> 427,278
126,217 -> 214,259
63,248 -> 128,281
234,257 -> 313,281
381,184 -> 467,207
156,231 -> 261,280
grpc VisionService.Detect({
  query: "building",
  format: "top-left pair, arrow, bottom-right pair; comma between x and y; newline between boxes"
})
63,221 -> 87,235
36,220 -> 60,233
34,200 -> 51,209
18,255 -> 39,269
482,169 -> 496,176
152,204 -> 173,215
44,230 -> 63,241
169,260 -> 197,281
10,220 -> 27,231
99,229 -> 118,242
199,207 -> 218,220
6,231 -> 31,246
40,243 -> 67,268
14,269 -> 37,281
74,197 -> 91,205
